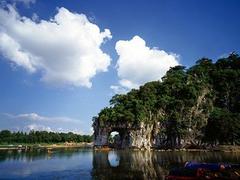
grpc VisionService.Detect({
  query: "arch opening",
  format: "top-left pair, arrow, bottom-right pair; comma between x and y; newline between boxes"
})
108,131 -> 121,148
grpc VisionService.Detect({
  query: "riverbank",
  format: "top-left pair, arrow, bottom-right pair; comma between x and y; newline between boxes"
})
210,145 -> 240,152
153,146 -> 240,152
0,142 -> 93,150
1,143 -> 240,153
94,145 -> 240,153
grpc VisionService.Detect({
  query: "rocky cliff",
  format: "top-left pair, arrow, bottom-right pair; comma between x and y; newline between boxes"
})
93,88 -> 212,149
93,54 -> 240,149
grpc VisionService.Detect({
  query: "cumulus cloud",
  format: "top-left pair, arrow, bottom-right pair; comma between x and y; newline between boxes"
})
57,127 -> 84,135
0,112 -> 92,134
25,125 -> 85,134
2,112 -> 78,123
112,36 -> 179,92
26,124 -> 52,132
110,85 -> 128,94
0,5 -> 111,87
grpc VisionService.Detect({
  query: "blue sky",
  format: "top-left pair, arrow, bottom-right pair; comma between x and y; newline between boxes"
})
0,0 -> 239,134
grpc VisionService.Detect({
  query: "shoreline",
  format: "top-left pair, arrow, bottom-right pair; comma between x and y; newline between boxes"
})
1,144 -> 240,153
94,145 -> 240,153
0,142 -> 93,150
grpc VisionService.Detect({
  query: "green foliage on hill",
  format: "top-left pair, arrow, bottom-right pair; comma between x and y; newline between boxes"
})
95,53 -> 240,145
0,130 -> 93,144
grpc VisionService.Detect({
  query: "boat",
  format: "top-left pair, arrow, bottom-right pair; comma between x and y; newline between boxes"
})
166,162 -> 240,180
166,167 -> 206,180
184,162 -> 226,171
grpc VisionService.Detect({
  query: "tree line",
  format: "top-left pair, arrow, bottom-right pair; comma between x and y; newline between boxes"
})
0,130 -> 93,144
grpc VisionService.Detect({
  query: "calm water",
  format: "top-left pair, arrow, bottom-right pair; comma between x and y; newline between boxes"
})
0,148 -> 240,179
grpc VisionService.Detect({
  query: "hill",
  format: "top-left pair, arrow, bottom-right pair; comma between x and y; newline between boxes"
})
93,53 -> 240,149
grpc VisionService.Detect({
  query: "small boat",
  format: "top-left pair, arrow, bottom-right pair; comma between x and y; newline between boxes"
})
184,162 -> 226,171
166,167 -> 205,180
166,162 -> 240,180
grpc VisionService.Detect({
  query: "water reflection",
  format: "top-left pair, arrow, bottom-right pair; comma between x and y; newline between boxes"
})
1,148 -> 240,179
92,150 -> 240,180
108,151 -> 120,167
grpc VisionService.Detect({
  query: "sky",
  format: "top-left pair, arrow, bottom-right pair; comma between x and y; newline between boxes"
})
0,0 -> 240,134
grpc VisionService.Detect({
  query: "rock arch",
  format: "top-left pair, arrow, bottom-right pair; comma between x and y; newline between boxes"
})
93,120 -> 130,148
93,119 -> 162,149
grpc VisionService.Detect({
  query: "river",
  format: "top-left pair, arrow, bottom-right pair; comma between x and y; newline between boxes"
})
0,148 -> 240,179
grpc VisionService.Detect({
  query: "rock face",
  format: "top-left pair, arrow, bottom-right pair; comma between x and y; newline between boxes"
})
93,88 -> 212,149
93,119 -> 162,149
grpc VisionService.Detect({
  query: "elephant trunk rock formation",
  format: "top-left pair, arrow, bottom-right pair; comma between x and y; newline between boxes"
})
93,119 -> 167,149
93,54 -> 240,149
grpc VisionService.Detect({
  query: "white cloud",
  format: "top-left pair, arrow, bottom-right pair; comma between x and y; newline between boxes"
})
0,112 -> 92,134
25,125 -> 86,134
57,127 -> 84,135
26,124 -> 52,132
0,5 -> 111,87
112,36 -> 179,92
110,85 -> 128,94
2,112 -> 78,123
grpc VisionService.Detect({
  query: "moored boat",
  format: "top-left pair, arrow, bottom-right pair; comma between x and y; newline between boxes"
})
166,162 -> 240,180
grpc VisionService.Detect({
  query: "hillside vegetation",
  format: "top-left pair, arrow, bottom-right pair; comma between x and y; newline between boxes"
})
95,53 -> 240,146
